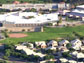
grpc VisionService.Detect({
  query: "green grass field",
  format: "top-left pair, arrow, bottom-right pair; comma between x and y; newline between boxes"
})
1,25 -> 84,44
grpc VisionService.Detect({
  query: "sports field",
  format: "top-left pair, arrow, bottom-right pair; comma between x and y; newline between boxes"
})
1,25 -> 84,44
8,33 -> 28,38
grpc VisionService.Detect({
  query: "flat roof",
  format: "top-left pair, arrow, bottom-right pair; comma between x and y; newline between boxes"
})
66,12 -> 84,17
77,5 -> 84,9
0,12 -> 59,24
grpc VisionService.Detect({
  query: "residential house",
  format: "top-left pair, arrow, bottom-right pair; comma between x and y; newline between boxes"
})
45,46 -> 56,50
57,46 -> 69,52
62,9 -> 70,15
71,39 -> 82,50
47,40 -> 58,47
40,59 -> 57,63
59,40 -> 69,46
35,41 -> 47,48
16,45 -> 45,57
70,51 -> 84,58
81,46 -> 84,51
40,61 -> 46,63
60,58 -> 68,63
28,43 -> 34,48
82,40 -> 84,45
21,42 -> 34,48
68,60 -> 77,63
41,43 -> 47,48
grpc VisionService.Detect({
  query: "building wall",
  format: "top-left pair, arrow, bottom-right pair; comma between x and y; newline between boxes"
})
3,24 -> 15,27
6,27 -> 34,32
0,3 -> 70,10
2,23 -> 43,32
1,4 -> 58,10
5,27 -> 42,32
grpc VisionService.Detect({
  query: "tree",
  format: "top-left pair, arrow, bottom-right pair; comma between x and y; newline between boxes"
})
70,0 -> 73,4
66,16 -> 69,21
2,30 -> 9,38
59,15 -> 62,23
69,48 -> 75,52
32,55 -> 40,61
5,49 -> 11,57
48,0 -> 53,3
24,43 -> 31,48
62,52 -> 72,58
44,49 -> 53,54
30,8 -> 37,12
46,61 -> 55,63
44,55 -> 54,60
3,56 -> 9,60
57,15 -> 62,26
66,43 -> 72,48
0,60 -> 8,63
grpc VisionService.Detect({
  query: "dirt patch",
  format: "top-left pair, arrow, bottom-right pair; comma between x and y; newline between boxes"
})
8,33 -> 28,38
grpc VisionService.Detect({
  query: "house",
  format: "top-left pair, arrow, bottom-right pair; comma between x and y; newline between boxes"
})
47,40 -> 58,47
21,42 -> 34,48
82,40 -> 84,45
60,58 -> 68,63
68,60 -> 77,63
45,46 -> 56,50
40,61 -> 46,63
28,43 -> 34,48
81,46 -> 84,51
70,51 -> 84,58
16,45 -> 45,57
40,59 -> 57,63
58,2 -> 70,9
59,40 -> 69,46
57,46 -> 69,52
40,43 -> 47,48
71,39 -> 82,50
62,9 -> 70,15
35,41 -> 45,46
35,41 -> 47,48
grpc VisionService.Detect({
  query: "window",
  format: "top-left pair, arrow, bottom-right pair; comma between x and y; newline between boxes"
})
28,29 -> 30,31
22,29 -> 25,32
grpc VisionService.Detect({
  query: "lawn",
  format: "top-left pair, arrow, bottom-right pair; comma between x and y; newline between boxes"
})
1,25 -> 84,44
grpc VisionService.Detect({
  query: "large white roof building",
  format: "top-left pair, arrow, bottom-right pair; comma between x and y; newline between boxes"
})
0,12 -> 59,24
0,12 -> 59,32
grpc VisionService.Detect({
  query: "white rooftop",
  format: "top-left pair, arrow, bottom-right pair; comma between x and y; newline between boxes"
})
0,12 -> 59,24
70,5 -> 84,14
16,45 -> 45,57
59,40 -> 69,45
77,5 -> 84,8
71,51 -> 84,58
71,39 -> 81,44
